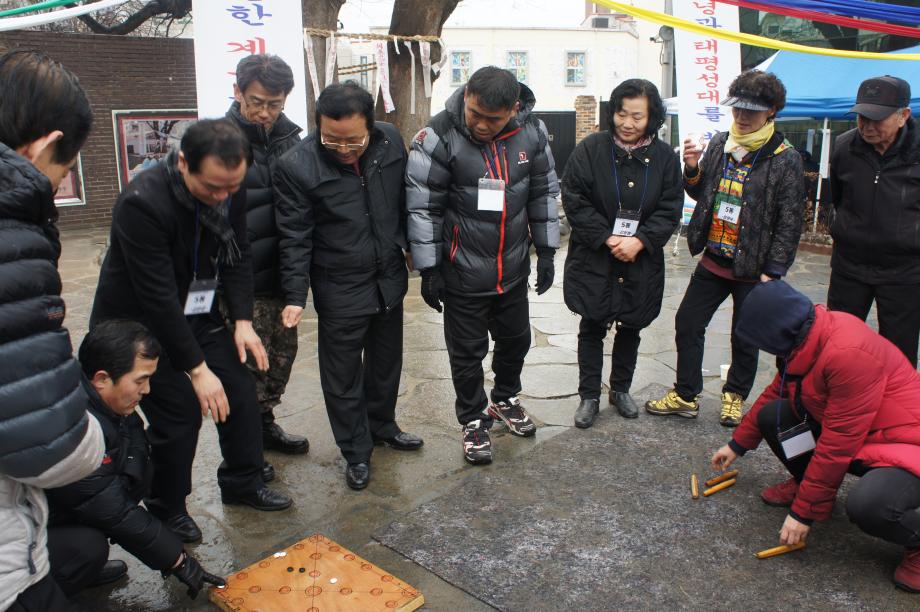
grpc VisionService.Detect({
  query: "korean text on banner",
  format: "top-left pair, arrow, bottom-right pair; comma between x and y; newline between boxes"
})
193,1 -> 308,131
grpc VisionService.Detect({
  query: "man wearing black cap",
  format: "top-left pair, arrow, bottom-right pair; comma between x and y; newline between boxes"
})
827,75 -> 919,367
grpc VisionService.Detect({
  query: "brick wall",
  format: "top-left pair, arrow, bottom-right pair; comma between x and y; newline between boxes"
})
575,95 -> 597,145
0,32 -> 197,228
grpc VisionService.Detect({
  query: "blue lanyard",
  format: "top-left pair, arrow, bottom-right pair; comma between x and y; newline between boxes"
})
611,143 -> 650,213
481,142 -> 505,180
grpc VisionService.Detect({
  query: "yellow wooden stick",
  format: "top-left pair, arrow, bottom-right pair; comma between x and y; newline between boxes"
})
755,542 -> 806,559
705,469 -> 739,487
702,478 -> 736,497
691,474 -> 700,499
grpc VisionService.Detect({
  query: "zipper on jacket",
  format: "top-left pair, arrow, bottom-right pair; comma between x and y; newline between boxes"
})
360,157 -> 386,312
450,225 -> 460,263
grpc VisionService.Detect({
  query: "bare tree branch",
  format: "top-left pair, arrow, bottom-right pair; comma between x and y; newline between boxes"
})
70,0 -> 190,35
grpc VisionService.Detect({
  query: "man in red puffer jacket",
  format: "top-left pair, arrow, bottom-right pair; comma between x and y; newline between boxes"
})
711,280 -> 920,593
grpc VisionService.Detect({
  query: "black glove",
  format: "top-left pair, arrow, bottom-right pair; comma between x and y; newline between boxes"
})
535,249 -> 555,295
166,552 -> 225,599
420,268 -> 445,313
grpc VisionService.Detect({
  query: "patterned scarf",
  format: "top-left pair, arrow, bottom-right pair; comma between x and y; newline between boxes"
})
613,134 -> 653,153
163,151 -> 242,268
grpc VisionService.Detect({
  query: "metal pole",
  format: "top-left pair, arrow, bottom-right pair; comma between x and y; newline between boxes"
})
661,0 -> 674,144
813,117 -> 830,233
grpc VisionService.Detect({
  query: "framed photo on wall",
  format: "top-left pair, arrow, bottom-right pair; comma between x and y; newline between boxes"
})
112,109 -> 197,191
54,153 -> 86,207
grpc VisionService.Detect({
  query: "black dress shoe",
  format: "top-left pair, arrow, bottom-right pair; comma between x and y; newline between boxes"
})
88,560 -> 128,588
574,399 -> 599,429
263,422 -> 309,455
261,461 -> 275,483
161,513 -> 202,544
345,462 -> 370,490
373,431 -> 424,451
221,486 -> 293,511
610,391 -> 639,419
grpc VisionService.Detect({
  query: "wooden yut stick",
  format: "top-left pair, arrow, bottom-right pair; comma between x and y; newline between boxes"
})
691,474 -> 700,499
702,478 -> 736,497
754,542 -> 806,559
705,469 -> 739,487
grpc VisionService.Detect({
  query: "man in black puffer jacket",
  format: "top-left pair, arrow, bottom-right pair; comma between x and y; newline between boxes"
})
274,82 -> 422,491
0,50 -> 104,612
406,66 -> 560,466
225,54 -> 308,461
46,321 -> 224,601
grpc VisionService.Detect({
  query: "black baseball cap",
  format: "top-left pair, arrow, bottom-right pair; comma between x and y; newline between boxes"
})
850,76 -> 911,120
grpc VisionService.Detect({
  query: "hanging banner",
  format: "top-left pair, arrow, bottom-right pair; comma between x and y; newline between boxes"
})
325,34 -> 338,90
404,41 -> 417,115
420,41 -> 433,98
305,34 -> 321,101
193,1 -> 308,131
374,41 -> 396,113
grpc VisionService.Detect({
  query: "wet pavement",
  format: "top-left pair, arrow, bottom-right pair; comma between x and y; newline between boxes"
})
54,226 -> 903,611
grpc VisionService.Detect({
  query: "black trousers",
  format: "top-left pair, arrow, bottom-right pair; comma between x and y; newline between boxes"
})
10,526 -> 109,611
317,303 -> 403,464
757,400 -> 920,549
143,316 -> 263,517
674,263 -> 759,401
827,269 -> 920,368
577,319 -> 642,399
443,281 -> 531,426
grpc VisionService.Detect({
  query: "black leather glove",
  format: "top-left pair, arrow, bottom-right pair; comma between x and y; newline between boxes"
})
535,249 -> 555,295
166,552 -> 225,599
420,268 -> 445,313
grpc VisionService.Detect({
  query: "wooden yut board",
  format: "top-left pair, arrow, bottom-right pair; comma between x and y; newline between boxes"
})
208,533 -> 424,611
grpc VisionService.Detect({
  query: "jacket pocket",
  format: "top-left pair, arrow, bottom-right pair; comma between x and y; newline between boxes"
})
449,225 -> 460,263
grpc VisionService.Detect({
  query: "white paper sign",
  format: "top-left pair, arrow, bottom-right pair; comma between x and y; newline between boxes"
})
193,1 -> 308,131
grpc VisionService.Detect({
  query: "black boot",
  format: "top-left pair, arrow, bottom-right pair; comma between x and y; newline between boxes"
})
261,461 -> 275,483
345,462 -> 370,490
88,560 -> 128,587
610,391 -> 639,419
263,421 -> 309,455
574,399 -> 599,429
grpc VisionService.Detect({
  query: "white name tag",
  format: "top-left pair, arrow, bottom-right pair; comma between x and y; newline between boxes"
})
779,423 -> 816,460
612,209 -> 640,237
477,178 -> 505,212
717,202 -> 741,224
184,278 -> 217,316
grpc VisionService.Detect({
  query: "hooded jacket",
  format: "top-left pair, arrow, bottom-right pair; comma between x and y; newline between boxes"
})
732,305 -> 920,523
561,131 -> 682,327
226,102 -> 302,297
0,143 -> 104,609
273,122 -> 409,317
406,83 -> 560,296
46,380 -> 183,572
829,117 -> 920,284
685,130 -> 804,280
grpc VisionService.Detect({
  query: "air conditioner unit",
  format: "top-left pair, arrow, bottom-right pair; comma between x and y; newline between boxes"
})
591,16 -> 609,28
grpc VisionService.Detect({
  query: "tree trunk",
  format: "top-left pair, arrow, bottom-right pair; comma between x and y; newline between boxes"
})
376,0 -> 460,145
302,0 -> 345,131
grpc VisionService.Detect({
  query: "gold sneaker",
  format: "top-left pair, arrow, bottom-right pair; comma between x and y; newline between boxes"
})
645,389 -> 699,418
719,391 -> 744,427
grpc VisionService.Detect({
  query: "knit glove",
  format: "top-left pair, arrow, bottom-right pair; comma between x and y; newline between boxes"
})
420,268 -> 445,313
535,249 -> 555,295
166,552 -> 225,599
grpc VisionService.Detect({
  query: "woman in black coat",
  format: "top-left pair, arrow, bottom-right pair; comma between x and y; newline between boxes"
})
562,79 -> 682,428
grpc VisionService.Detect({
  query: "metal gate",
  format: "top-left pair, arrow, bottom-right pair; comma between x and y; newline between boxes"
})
533,111 -> 576,175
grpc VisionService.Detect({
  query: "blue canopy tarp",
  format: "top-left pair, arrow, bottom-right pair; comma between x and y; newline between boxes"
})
760,45 -> 920,119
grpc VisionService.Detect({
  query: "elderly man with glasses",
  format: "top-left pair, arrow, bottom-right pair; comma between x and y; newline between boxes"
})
273,81 -> 422,491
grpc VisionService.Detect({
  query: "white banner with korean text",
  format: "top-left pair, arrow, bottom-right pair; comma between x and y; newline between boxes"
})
673,0 -> 741,222
193,1 -> 309,132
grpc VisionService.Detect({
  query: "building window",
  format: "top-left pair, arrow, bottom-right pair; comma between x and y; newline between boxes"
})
506,51 -> 528,84
451,51 -> 471,86
565,51 -> 586,86
359,55 -> 370,90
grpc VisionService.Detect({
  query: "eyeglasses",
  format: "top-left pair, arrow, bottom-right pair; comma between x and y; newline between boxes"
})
243,96 -> 284,112
321,134 -> 368,152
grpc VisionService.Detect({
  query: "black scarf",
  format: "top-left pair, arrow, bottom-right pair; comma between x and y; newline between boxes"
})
163,151 -> 242,268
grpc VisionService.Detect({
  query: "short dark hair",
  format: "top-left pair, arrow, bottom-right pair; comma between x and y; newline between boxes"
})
0,49 -> 92,163
79,320 -> 161,383
608,79 -> 667,137
315,81 -> 375,131
236,54 -> 294,96
465,66 -> 521,111
729,70 -> 787,116
180,119 -> 249,173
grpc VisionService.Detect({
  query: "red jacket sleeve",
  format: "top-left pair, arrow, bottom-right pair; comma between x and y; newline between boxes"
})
791,349 -> 884,521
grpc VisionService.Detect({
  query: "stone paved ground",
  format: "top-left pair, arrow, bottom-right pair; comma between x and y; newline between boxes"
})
55,226 -> 897,611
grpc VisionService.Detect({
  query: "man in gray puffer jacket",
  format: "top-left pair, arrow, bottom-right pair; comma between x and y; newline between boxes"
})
406,66 -> 559,466
0,50 -> 104,612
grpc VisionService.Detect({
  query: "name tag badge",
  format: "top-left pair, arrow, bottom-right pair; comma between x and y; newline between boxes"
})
184,278 -> 218,316
477,178 -> 505,212
612,209 -> 641,237
717,202 -> 741,224
778,421 -> 816,460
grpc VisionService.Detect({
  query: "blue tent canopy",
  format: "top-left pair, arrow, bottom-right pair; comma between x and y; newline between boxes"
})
760,45 -> 920,119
